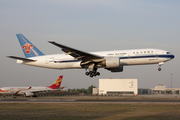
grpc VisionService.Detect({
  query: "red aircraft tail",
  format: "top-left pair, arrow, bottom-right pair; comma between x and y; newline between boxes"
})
47,76 -> 63,89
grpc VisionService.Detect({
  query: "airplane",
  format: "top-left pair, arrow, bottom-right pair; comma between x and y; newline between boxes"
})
0,76 -> 63,97
7,34 -> 174,78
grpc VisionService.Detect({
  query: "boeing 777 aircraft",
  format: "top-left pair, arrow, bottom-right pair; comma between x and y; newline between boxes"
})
8,34 -> 174,78
0,76 -> 63,97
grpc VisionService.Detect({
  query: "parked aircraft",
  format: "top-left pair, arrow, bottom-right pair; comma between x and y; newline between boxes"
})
0,76 -> 63,97
8,34 -> 174,77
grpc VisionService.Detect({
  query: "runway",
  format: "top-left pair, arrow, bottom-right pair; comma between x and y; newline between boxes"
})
1,98 -> 180,103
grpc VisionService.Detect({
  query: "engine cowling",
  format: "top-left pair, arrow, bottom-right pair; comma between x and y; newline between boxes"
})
103,57 -> 123,72
24,92 -> 34,97
105,57 -> 120,68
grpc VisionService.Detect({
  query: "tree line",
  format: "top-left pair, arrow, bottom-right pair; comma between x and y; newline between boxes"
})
67,85 -> 96,94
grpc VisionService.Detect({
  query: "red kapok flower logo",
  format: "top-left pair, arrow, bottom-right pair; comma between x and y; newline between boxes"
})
22,43 -> 33,54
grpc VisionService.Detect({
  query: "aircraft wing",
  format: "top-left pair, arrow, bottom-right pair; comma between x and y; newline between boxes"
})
48,41 -> 104,62
7,56 -> 36,62
19,89 -> 49,95
14,87 -> 32,94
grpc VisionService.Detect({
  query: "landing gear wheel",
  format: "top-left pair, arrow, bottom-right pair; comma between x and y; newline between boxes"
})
158,68 -> 161,71
85,72 -> 89,76
85,67 -> 100,77
93,73 -> 96,77
90,74 -> 93,78
97,72 -> 100,76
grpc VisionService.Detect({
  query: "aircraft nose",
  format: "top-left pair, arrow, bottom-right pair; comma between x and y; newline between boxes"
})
171,54 -> 175,59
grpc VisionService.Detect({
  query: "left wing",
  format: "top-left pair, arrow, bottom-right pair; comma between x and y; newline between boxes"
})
14,87 -> 32,94
48,41 -> 104,63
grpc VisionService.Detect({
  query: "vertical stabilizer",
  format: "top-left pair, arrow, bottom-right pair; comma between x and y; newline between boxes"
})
48,76 -> 63,89
16,34 -> 44,58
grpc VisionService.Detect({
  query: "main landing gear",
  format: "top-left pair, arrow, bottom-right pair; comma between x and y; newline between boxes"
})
85,68 -> 100,78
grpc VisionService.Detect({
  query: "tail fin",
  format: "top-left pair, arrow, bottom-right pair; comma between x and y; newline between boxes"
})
48,76 -> 63,89
16,34 -> 44,58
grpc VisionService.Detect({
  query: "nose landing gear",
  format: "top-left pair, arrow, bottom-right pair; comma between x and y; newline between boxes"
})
158,62 -> 164,71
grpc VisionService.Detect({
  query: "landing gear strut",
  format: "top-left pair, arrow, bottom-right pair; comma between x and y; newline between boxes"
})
158,62 -> 164,71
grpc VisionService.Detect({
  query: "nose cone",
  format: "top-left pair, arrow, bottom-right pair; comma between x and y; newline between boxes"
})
171,54 -> 175,59
166,54 -> 174,61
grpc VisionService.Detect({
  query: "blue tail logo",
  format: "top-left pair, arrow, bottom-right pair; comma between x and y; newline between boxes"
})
16,34 -> 44,58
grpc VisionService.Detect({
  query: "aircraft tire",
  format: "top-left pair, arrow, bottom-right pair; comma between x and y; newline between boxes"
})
90,74 -> 93,78
85,72 -> 89,76
97,72 -> 100,76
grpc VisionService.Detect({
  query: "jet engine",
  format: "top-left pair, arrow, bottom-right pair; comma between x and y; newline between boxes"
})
102,57 -> 123,72
105,57 -> 120,68
24,92 -> 34,97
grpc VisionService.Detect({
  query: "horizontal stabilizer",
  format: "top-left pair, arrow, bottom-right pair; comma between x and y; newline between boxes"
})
7,56 -> 36,62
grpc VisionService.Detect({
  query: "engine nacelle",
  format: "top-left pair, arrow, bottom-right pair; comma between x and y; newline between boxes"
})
105,57 -> 120,68
101,57 -> 123,72
108,66 -> 123,72
24,92 -> 34,97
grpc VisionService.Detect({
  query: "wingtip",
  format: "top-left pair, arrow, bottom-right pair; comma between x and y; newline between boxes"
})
48,41 -> 55,43
6,56 -> 12,58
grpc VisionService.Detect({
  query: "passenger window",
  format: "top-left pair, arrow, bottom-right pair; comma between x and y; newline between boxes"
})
144,51 -> 146,53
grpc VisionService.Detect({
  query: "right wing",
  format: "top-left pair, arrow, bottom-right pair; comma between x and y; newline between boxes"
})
7,56 -> 36,62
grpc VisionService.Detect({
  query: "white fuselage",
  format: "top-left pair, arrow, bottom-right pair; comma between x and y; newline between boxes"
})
0,86 -> 56,96
17,48 -> 174,69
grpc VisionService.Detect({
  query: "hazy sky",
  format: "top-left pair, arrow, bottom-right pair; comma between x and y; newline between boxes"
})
0,0 -> 179,89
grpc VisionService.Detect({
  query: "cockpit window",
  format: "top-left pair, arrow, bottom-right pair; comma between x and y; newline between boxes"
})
166,52 -> 171,54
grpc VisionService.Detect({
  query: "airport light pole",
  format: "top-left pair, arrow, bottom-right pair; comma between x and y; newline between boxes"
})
171,73 -> 173,94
